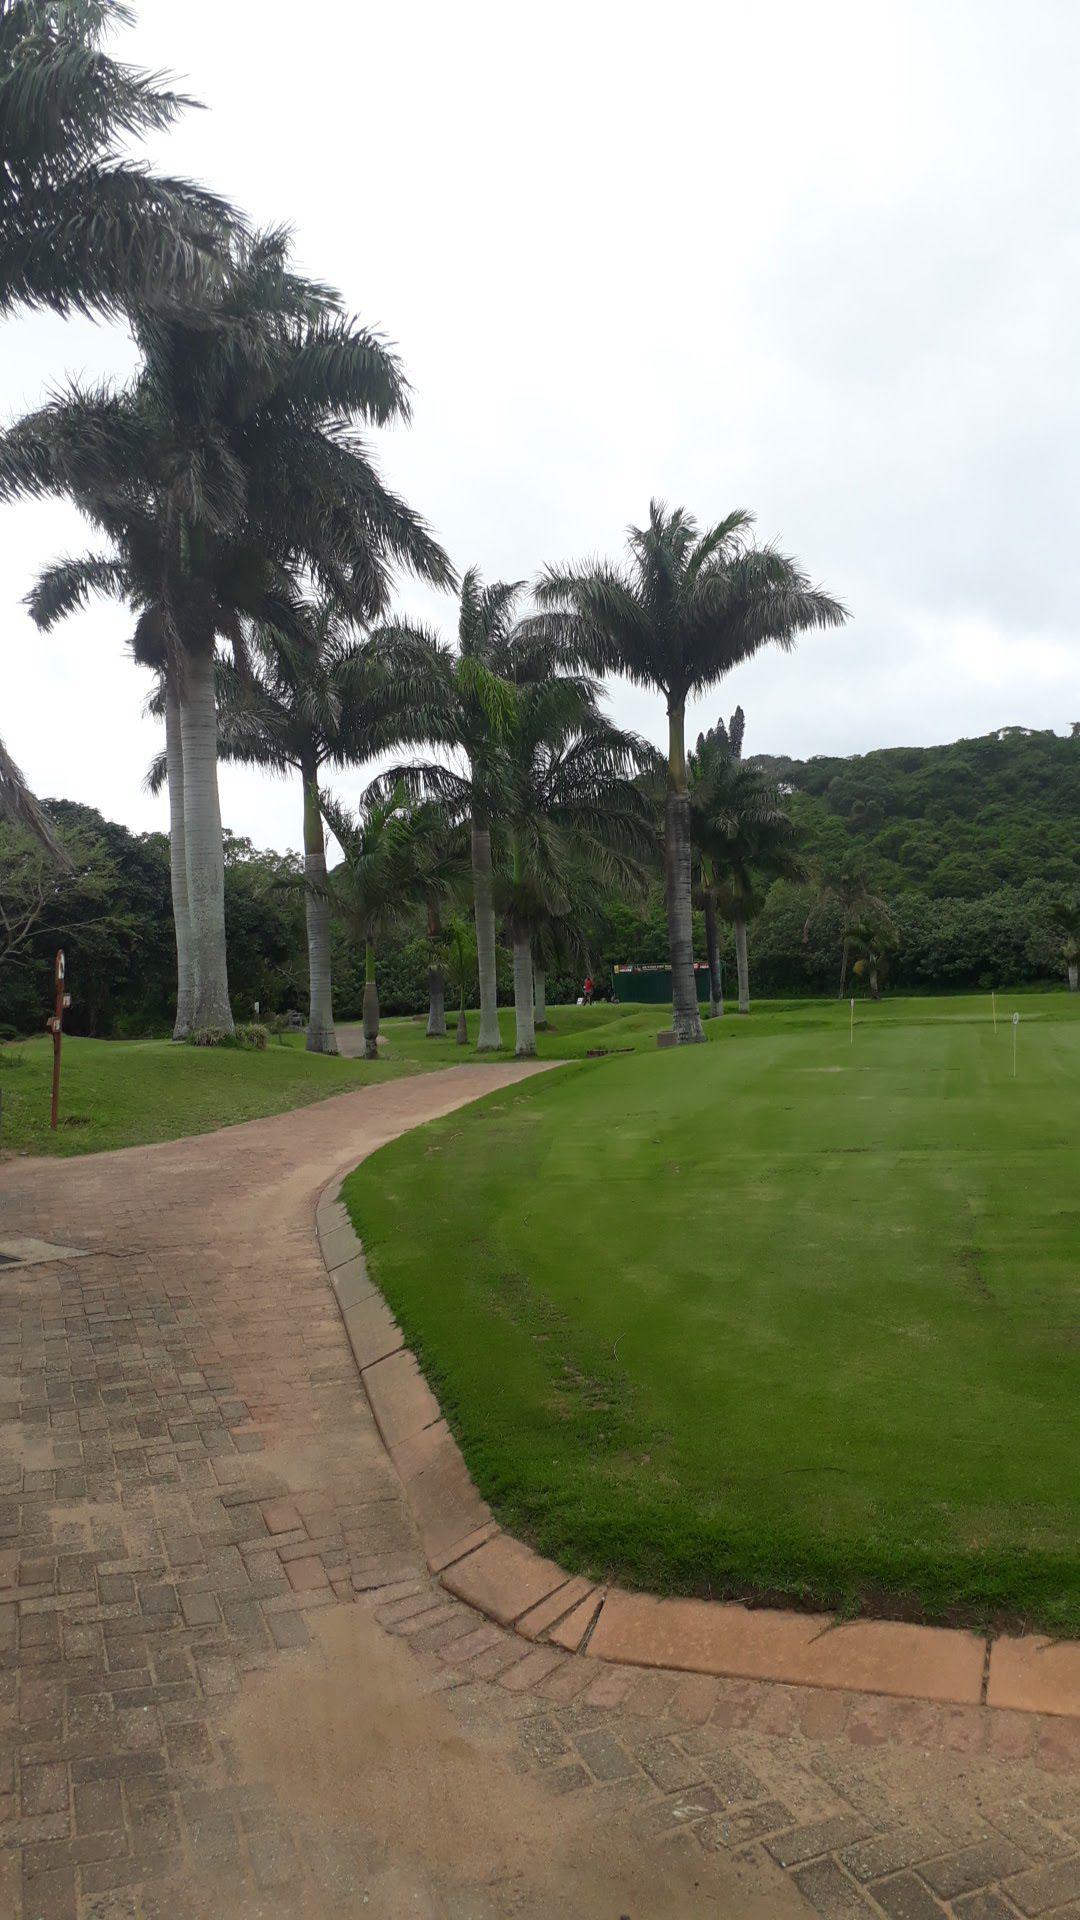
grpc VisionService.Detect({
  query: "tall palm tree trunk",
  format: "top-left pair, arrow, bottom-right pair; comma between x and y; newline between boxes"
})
362,940 -> 380,1061
164,676 -> 194,1041
471,813 -> 501,1050
512,920 -> 536,1058
301,758 -> 337,1054
534,965 -> 547,1029
666,701 -> 705,1044
1070,961 -> 1078,992
734,914 -> 750,1014
426,904 -> 447,1038
704,890 -> 723,1019
178,644 -> 233,1035
838,937 -> 850,998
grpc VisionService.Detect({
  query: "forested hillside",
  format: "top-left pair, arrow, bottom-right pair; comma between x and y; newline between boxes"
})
751,725 -> 1079,898
1,729 -> 1076,1036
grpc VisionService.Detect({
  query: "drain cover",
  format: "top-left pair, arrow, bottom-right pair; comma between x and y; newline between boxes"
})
0,1236 -> 87,1269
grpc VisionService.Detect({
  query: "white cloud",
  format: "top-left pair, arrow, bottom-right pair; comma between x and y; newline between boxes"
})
1,0 -> 1077,855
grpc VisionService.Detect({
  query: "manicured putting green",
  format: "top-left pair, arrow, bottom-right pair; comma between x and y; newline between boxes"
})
344,994 -> 1080,1632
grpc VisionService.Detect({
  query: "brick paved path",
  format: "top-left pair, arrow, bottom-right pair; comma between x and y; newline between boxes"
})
0,1066 -> 1077,1919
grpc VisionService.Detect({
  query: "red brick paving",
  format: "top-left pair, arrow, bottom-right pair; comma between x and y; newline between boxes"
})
0,1063 -> 1076,1918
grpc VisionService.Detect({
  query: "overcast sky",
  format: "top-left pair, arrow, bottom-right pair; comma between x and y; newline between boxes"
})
2,0 -> 1078,858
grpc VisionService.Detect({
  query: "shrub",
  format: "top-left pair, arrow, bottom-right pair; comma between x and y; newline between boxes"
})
233,1022 -> 269,1050
188,1022 -> 269,1050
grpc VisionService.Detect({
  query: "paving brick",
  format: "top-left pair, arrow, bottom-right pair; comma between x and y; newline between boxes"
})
921,1839 -> 1030,1899
840,1829 -> 946,1881
73,1779 -> 123,1833
954,1895 -> 1028,1920
871,1872 -> 948,1920
19,1864 -> 76,1920
284,1556 -> 328,1593
260,1502 -> 301,1536
21,1762 -> 69,1816
768,1813 -> 873,1868
986,1803 -> 1074,1863
708,1799 -> 793,1849
178,1591 -> 220,1628
267,1610 -> 309,1651
1005,1858 -> 1080,1915
791,1858 -> 876,1916
574,1728 -> 637,1782
700,1752 -> 764,1805
638,1738 -> 706,1794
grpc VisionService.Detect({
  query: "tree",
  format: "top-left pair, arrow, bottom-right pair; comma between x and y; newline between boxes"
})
495,673 -> 654,1056
0,0 -> 233,317
1050,898 -> 1079,991
213,609 -> 447,1054
317,793 -> 454,1060
0,734 -> 66,861
0,818 -> 113,969
533,503 -> 845,1043
690,708 -> 804,1015
4,230 -> 452,1037
804,862 -> 893,997
413,807 -> 471,1039
441,915 -> 477,1044
847,910 -> 898,1000
369,571 -> 567,1052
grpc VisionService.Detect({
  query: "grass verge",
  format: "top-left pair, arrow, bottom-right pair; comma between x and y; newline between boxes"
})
344,992 -> 1080,1634
0,1033 -> 429,1157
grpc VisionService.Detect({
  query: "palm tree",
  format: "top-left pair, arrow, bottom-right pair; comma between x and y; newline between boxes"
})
317,792 -> 451,1060
0,734 -> 66,861
846,911 -> 898,1000
441,915 -> 477,1044
690,708 -> 804,1015
804,862 -> 892,998
3,230 -> 453,1036
496,674 -> 655,1057
369,571 -> 569,1052
14,404 -> 305,1040
212,610 -> 451,1053
414,807 -> 471,1039
204,612 -> 357,1054
1,0 -> 234,316
532,503 -> 846,1044
1050,898 -> 1079,992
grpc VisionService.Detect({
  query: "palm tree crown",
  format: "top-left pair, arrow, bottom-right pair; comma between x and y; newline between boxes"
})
535,503 -> 846,724
3,228 -> 453,1037
533,503 -> 846,1043
0,733 -> 66,860
0,0 -> 234,316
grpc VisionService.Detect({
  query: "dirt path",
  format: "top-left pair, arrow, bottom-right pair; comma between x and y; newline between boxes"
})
0,1064 -> 1076,1918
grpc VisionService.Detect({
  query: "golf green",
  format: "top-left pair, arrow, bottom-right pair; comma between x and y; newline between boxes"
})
344,995 -> 1080,1633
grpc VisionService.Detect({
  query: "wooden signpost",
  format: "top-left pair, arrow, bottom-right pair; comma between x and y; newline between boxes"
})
47,948 -> 70,1130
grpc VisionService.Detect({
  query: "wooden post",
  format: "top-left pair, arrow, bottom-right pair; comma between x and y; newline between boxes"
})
49,948 -> 67,1131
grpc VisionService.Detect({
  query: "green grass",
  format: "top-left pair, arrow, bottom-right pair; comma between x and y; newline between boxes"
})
376,998 -> 685,1064
344,992 -> 1080,1634
0,1032 -> 431,1157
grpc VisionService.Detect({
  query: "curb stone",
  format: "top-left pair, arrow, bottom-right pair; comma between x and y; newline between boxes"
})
315,1175 -> 1080,1720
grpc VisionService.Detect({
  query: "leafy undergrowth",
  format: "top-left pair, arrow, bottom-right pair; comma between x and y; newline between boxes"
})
345,991 -> 1080,1634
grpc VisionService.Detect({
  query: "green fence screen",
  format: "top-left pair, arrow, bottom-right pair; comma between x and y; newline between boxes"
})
612,964 -> 711,1004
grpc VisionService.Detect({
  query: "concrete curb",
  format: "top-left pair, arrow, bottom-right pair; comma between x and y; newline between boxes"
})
314,1182 -> 1080,1720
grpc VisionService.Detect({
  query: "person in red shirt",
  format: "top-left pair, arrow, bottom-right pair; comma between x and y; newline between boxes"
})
583,975 -> 594,1005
